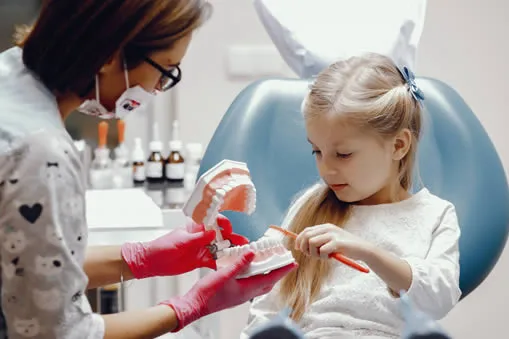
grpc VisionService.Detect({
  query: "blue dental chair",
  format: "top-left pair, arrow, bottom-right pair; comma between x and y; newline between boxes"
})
199,77 -> 509,300
199,77 -> 509,338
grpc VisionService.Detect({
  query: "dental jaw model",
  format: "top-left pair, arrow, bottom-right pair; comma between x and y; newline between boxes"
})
216,236 -> 295,279
182,159 -> 295,278
183,159 -> 256,253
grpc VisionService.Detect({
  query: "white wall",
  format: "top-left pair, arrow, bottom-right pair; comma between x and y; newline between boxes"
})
417,2 -> 509,339
155,1 -> 509,338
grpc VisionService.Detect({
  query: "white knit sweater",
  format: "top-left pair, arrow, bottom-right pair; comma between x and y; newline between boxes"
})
241,185 -> 461,339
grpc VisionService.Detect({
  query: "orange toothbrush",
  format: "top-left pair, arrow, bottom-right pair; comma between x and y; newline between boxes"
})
269,225 -> 370,273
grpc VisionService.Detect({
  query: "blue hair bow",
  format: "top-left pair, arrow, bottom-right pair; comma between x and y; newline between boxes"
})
399,66 -> 425,103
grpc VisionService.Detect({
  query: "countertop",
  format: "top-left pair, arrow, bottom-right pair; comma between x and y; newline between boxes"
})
87,181 -> 191,246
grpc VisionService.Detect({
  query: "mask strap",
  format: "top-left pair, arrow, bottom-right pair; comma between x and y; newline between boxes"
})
95,75 -> 101,102
123,58 -> 130,88
95,58 -> 130,102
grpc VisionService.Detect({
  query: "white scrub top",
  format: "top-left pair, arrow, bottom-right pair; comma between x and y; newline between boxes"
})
0,47 -> 104,338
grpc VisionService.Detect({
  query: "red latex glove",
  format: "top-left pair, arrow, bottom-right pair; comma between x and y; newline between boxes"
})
161,251 -> 298,332
186,214 -> 250,248
121,215 -> 250,279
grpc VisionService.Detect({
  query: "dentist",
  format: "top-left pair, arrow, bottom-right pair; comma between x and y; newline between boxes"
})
0,1 -> 296,338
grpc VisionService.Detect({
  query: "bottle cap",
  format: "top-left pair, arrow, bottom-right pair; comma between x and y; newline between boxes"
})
149,140 -> 162,153
131,137 -> 146,162
150,123 -> 163,152
171,120 -> 180,141
169,140 -> 183,151
114,144 -> 128,159
94,147 -> 110,159
185,143 -> 203,159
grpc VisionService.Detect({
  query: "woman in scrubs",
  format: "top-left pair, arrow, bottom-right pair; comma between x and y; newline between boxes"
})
0,1 -> 296,338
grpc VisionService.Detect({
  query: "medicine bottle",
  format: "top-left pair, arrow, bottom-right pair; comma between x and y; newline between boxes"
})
131,138 -> 146,185
184,143 -> 203,190
90,121 -> 113,189
99,284 -> 119,314
165,140 -> 185,183
146,124 -> 165,183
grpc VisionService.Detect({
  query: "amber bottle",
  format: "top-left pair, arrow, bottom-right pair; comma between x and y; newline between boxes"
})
165,140 -> 185,183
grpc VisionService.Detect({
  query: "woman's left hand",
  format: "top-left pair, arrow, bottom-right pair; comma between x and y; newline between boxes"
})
295,223 -> 374,261
121,215 -> 249,279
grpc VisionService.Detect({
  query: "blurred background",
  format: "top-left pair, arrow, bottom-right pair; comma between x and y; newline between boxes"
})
1,1 -> 507,338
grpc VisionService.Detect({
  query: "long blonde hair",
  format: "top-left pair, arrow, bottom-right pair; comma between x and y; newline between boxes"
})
279,53 -> 422,321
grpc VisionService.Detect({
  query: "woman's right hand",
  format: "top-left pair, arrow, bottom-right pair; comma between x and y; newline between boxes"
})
161,251 -> 297,332
120,215 -> 250,280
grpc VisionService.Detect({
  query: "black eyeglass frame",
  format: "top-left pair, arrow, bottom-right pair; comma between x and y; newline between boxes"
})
144,57 -> 182,91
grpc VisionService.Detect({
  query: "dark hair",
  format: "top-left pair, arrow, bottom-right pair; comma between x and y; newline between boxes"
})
16,0 -> 211,97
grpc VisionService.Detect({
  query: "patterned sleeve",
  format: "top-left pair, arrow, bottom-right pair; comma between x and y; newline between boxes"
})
0,131 -> 104,338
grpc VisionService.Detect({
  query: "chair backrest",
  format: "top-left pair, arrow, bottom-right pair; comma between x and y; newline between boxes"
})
199,77 -> 509,298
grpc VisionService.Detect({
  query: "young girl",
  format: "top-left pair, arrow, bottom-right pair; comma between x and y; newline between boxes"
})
241,53 -> 461,339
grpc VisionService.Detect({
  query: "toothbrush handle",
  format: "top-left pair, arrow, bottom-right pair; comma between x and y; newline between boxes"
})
329,253 -> 370,273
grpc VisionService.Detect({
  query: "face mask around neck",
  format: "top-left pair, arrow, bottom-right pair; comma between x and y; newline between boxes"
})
77,60 -> 155,119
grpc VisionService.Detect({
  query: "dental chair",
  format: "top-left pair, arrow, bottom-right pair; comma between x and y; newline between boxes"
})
198,77 -> 509,337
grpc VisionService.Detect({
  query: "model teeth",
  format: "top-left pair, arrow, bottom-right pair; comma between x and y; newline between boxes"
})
256,237 -> 278,250
246,188 -> 256,213
227,177 -> 240,186
182,159 -> 295,279
204,204 -> 220,226
222,237 -> 285,256
217,236 -> 296,279
212,195 -> 223,205
209,202 -> 220,213
230,174 -> 251,186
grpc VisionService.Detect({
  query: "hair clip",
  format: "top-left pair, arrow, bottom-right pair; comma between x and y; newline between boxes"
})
398,66 -> 425,103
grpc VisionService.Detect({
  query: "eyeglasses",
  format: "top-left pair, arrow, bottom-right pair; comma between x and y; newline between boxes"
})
144,57 -> 182,91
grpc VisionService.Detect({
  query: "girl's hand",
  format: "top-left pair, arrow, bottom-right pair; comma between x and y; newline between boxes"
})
295,223 -> 374,261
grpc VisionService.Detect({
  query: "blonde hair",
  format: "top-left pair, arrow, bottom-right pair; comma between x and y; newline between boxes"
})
278,53 -> 422,321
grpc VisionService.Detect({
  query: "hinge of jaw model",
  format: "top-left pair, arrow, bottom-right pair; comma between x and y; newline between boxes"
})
182,159 -> 296,279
